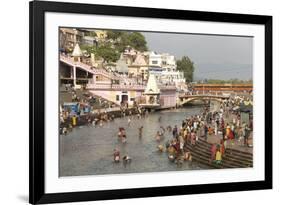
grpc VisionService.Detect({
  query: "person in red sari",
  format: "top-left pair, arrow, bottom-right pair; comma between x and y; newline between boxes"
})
228,128 -> 235,145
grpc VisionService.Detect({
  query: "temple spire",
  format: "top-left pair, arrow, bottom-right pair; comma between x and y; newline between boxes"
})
72,43 -> 83,57
72,43 -> 83,62
145,74 -> 160,94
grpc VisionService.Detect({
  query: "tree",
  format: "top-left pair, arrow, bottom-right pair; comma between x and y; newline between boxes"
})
176,56 -> 195,83
96,45 -> 119,63
115,32 -> 130,52
80,44 -> 119,63
80,31 -> 148,63
128,32 -> 148,51
105,31 -> 148,52
106,30 -> 123,40
88,31 -> 97,37
80,44 -> 97,54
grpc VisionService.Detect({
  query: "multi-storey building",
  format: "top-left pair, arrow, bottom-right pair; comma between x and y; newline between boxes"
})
161,53 -> 177,71
148,51 -> 162,67
59,28 -> 84,52
147,52 -> 186,90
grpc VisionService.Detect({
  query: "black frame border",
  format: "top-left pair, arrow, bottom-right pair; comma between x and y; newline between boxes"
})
29,1 -> 272,204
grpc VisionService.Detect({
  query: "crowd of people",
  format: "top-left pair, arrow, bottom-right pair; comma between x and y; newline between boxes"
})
150,95 -> 253,166
204,96 -> 253,164
156,114 -> 207,165
60,88 -> 253,167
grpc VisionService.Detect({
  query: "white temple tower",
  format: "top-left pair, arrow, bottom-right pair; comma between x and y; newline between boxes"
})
72,43 -> 83,62
140,74 -> 160,108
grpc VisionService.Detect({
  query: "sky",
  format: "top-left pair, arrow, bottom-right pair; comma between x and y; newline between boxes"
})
142,32 -> 253,81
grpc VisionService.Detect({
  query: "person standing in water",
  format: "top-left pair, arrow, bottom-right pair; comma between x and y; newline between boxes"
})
160,126 -> 165,137
172,125 -> 178,138
155,131 -> 161,142
127,118 -> 131,126
113,149 -> 120,162
138,126 -> 143,138
166,125 -> 172,132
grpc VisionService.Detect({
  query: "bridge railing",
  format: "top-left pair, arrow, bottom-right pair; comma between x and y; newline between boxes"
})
178,93 -> 230,98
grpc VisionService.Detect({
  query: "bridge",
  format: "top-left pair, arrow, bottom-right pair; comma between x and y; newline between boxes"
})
192,83 -> 253,93
178,94 -> 230,105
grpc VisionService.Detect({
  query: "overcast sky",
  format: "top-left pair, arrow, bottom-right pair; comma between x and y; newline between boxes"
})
142,32 -> 253,80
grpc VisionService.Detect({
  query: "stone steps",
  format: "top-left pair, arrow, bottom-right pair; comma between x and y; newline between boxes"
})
194,139 -> 253,164
184,137 -> 253,169
185,143 -> 241,168
197,138 -> 253,160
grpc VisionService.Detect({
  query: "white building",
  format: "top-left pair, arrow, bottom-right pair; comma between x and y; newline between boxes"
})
147,52 -> 186,90
161,69 -> 186,90
148,67 -> 163,82
161,53 -> 177,71
149,52 -> 176,69
148,51 -> 162,67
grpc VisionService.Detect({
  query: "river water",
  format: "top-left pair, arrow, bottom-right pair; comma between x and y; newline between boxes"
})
60,106 -> 205,177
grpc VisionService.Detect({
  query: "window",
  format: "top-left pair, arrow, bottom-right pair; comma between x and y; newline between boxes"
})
152,60 -> 158,64
116,95 -> 120,101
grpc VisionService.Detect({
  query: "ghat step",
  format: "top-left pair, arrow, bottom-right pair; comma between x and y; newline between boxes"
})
184,138 -> 253,169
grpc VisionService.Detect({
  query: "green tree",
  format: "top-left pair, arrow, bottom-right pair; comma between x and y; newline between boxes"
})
81,31 -> 148,63
176,56 -> 195,82
115,32 -> 130,52
80,44 -> 119,63
88,31 -> 97,37
106,30 -> 123,40
105,31 -> 148,52
80,44 -> 97,54
128,32 -> 148,51
96,45 -> 119,63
